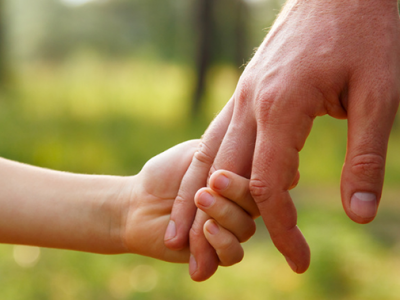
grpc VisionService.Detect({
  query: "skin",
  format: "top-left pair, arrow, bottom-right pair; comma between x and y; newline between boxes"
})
195,170 -> 259,267
0,140 -> 255,266
126,140 -> 256,263
165,0 -> 400,281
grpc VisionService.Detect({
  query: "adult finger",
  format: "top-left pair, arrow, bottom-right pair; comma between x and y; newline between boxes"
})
188,98 -> 257,281
340,75 -> 400,223
249,93 -> 317,274
203,219 -> 244,267
289,170 -> 300,190
189,209 -> 219,281
164,99 -> 234,250
195,188 -> 256,242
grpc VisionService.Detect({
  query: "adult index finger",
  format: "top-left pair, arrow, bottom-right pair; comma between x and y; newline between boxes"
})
164,99 -> 234,251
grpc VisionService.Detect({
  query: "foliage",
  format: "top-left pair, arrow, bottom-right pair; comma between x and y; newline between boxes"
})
4,0 -> 282,65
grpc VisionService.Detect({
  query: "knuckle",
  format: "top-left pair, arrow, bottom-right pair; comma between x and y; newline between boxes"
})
249,178 -> 273,204
174,194 -> 187,207
207,165 -> 217,185
255,92 -> 275,119
189,222 -> 204,240
174,193 -> 196,213
208,211 -> 231,230
217,237 -> 240,258
236,75 -> 253,105
213,203 -> 230,222
218,238 -> 235,253
218,245 -> 244,266
193,141 -> 214,166
289,171 -> 300,190
253,82 -> 283,118
350,153 -> 385,183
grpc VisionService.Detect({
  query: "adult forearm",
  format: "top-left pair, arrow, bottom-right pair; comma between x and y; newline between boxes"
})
284,0 -> 398,5
277,0 -> 398,23
0,158 -> 130,254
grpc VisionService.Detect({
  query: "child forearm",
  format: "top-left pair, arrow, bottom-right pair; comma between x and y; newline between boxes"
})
0,157 -> 132,254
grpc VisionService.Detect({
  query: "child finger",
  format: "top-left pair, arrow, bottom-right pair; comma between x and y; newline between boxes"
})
195,188 -> 256,243
209,170 -> 260,218
203,219 -> 244,267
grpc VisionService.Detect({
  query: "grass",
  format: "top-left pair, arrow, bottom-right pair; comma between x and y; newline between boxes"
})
1,56 -> 400,299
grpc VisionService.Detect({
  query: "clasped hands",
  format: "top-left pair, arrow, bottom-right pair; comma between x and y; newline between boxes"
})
2,0 -> 397,283
163,0 -> 400,282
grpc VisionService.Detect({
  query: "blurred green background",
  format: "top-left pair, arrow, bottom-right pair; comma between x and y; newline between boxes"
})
1,0 -> 400,299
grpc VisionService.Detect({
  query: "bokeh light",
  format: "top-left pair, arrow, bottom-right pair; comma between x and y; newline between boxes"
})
130,265 -> 159,293
59,0 -> 99,7
13,245 -> 41,268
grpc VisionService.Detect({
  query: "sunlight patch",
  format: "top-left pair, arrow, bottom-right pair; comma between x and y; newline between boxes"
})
130,265 -> 158,293
13,246 -> 41,268
108,269 -> 132,299
60,0 -> 100,7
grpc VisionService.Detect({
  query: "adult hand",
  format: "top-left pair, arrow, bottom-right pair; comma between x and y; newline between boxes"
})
165,0 -> 400,281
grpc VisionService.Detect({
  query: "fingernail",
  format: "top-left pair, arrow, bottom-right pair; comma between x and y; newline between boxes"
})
198,191 -> 215,208
284,256 -> 298,273
189,254 -> 197,276
350,192 -> 377,219
205,220 -> 220,235
164,220 -> 176,241
213,174 -> 230,190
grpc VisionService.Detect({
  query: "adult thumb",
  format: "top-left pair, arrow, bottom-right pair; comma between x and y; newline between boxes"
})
341,82 -> 399,224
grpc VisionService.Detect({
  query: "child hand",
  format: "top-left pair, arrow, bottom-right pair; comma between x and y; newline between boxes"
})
121,140 -> 256,265
121,140 -> 197,262
121,140 -> 258,271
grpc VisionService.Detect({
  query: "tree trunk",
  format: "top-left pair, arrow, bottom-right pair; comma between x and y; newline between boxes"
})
192,0 -> 214,116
